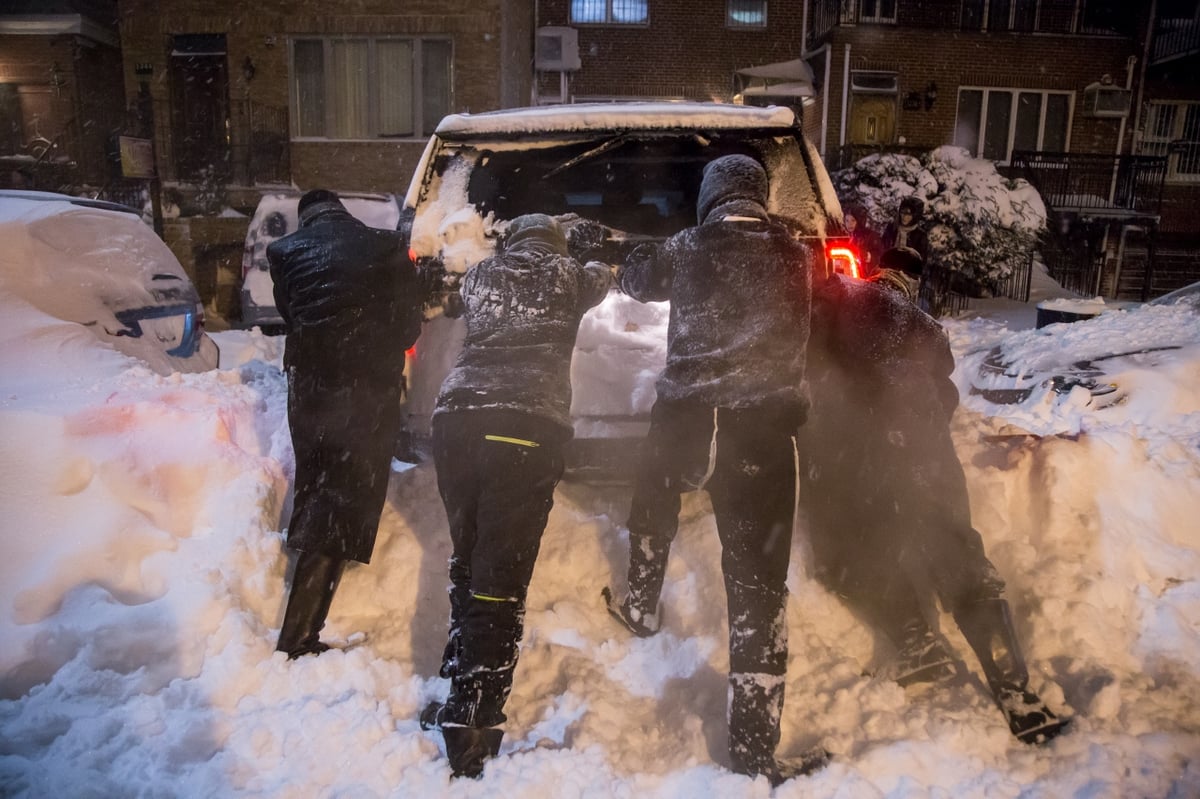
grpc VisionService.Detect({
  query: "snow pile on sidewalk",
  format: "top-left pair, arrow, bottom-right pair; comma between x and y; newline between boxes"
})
2,290 -> 1199,797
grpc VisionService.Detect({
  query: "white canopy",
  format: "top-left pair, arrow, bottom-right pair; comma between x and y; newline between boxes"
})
735,58 -> 815,84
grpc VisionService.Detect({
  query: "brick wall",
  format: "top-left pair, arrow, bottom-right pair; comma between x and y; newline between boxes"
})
0,34 -> 125,186
816,24 -> 1133,155
535,0 -> 803,101
116,0 -> 517,194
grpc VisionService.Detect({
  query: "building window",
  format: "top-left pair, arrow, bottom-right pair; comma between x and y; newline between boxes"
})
728,0 -> 767,28
954,87 -> 1071,163
962,0 -> 1132,34
291,37 -> 451,139
859,0 -> 897,23
570,0 -> 649,24
1139,102 -> 1200,183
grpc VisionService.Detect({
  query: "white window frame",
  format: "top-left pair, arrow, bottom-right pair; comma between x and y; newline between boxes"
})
859,0 -> 898,24
288,36 -> 452,141
727,0 -> 768,28
1138,101 -> 1200,184
955,86 -> 1075,164
569,0 -> 650,25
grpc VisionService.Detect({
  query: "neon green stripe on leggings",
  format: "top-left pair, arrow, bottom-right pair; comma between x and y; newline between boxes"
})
484,434 -> 540,448
473,592 -> 516,602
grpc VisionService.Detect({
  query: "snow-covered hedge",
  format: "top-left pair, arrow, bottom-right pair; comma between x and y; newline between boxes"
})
834,146 -> 1047,285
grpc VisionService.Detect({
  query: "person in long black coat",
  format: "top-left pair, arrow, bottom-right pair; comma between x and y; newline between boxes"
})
603,154 -> 821,784
419,214 -> 612,778
267,189 -> 423,659
800,267 -> 1066,744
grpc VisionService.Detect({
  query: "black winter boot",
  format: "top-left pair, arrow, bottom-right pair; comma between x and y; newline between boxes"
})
276,551 -> 345,659
442,726 -> 504,779
728,673 -> 828,784
953,597 -> 1069,744
603,532 -> 671,637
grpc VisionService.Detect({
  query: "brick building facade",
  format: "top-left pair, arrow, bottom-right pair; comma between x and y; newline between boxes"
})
117,0 -> 533,199
0,2 -> 126,189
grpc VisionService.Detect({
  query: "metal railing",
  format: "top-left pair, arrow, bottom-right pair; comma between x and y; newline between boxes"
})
1152,15 -> 1200,64
1009,151 -> 1167,216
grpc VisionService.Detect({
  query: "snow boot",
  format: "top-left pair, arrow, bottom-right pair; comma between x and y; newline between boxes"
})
728,673 -> 827,784
443,726 -> 504,779
953,597 -> 1069,744
884,618 -> 962,687
420,701 -> 504,779
602,585 -> 661,638
276,551 -> 345,659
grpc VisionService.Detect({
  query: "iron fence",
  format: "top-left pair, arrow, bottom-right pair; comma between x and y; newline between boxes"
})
1152,15 -> 1200,64
1009,151 -> 1167,216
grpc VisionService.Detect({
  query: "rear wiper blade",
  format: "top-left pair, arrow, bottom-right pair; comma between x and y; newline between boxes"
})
543,135 -> 628,179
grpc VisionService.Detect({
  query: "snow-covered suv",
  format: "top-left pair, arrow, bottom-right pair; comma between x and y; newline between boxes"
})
402,102 -> 847,477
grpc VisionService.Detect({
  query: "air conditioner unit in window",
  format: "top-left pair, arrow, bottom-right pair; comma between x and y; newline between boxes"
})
1083,82 -> 1131,118
536,26 -> 581,72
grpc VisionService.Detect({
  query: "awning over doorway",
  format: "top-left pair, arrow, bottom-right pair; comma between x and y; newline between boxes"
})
734,59 -> 816,104
736,58 -> 815,84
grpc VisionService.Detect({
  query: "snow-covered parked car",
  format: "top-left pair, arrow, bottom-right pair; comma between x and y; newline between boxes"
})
0,190 -> 219,374
402,102 -> 848,477
966,281 -> 1200,414
240,191 -> 401,329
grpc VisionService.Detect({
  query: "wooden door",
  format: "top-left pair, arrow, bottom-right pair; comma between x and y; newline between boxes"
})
171,39 -> 231,181
850,95 -> 897,145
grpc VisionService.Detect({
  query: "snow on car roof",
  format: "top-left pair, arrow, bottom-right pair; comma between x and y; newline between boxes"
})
0,190 -> 141,224
434,102 -> 798,137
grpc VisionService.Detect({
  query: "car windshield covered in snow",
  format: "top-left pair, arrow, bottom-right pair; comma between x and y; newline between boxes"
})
0,190 -> 219,375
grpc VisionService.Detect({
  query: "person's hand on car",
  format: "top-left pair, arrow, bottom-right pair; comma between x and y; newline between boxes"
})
560,216 -> 611,260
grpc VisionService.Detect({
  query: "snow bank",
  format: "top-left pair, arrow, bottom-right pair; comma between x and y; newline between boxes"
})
2,288 -> 1199,797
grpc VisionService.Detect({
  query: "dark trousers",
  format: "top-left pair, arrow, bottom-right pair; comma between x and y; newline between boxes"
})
628,400 -> 799,674
432,410 -> 568,728
626,399 -> 800,770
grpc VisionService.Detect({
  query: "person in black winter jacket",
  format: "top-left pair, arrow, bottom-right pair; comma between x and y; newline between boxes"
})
800,267 -> 1067,744
419,214 -> 612,778
882,195 -> 930,266
267,189 -> 423,659
603,154 -> 822,784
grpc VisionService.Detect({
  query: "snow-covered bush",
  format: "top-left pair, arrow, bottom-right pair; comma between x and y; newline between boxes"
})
834,146 -> 1047,285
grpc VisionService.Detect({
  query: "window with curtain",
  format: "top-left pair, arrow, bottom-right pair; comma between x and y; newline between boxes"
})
728,0 -> 767,28
570,0 -> 649,24
954,87 -> 1072,163
291,37 -> 452,139
1138,102 -> 1200,182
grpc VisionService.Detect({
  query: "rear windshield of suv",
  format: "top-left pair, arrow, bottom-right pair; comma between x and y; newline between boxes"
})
429,132 -> 825,244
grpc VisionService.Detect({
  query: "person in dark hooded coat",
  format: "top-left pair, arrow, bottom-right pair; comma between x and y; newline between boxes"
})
882,195 -> 930,265
267,189 -> 423,659
419,214 -> 612,778
603,154 -> 821,783
799,265 -> 1067,744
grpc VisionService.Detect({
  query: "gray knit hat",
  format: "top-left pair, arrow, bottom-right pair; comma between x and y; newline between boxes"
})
695,155 -> 768,223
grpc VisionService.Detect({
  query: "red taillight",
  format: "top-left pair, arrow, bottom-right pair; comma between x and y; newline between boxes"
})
827,245 -> 863,280
406,346 -> 417,358
408,247 -> 418,263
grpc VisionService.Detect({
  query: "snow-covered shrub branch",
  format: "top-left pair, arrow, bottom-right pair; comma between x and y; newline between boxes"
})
833,146 -> 1047,285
